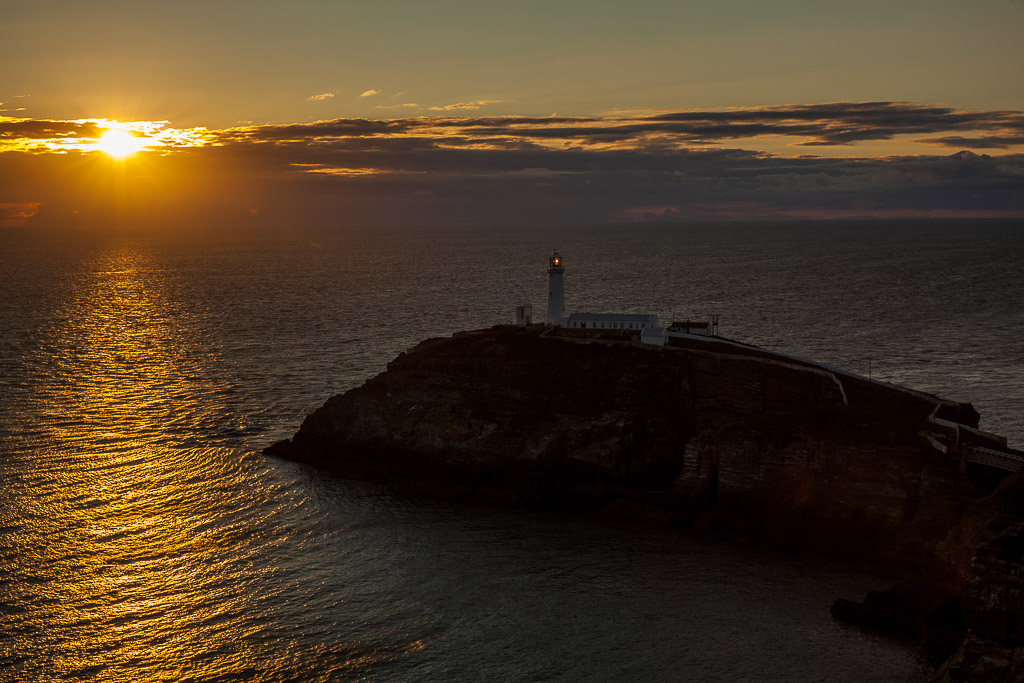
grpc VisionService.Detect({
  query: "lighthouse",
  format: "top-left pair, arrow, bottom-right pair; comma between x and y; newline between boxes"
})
547,250 -> 566,326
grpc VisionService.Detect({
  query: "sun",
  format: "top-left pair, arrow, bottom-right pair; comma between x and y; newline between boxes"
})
95,128 -> 148,159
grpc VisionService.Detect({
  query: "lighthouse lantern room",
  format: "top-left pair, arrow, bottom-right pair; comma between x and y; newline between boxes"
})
547,250 -> 566,326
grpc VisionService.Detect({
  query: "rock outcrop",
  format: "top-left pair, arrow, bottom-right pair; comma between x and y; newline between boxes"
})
927,471 -> 1024,682
265,324 -> 1023,680
266,325 -> 995,556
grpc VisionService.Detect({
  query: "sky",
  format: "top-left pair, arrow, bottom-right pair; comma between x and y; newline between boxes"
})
2,0 -> 1023,227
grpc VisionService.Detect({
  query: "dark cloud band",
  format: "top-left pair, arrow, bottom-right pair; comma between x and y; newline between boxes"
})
211,101 -> 1024,149
1,103 -> 1022,225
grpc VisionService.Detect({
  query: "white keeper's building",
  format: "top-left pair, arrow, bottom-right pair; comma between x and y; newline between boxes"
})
565,313 -> 660,331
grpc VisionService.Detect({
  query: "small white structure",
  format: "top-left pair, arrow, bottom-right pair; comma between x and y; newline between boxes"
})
566,313 -> 660,331
640,326 -> 668,346
514,304 -> 533,327
546,250 -> 566,326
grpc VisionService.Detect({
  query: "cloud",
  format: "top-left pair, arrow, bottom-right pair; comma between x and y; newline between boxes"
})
643,102 -> 1024,147
2,103 -> 1023,227
0,117 -> 208,154
182,133 -> 1024,224
916,135 -> 1024,149
0,118 -> 102,139
0,201 -> 41,226
429,100 -> 505,111
184,103 -> 1024,153
407,102 -> 1024,148
307,92 -> 335,101
359,89 -> 380,98
213,118 -> 408,143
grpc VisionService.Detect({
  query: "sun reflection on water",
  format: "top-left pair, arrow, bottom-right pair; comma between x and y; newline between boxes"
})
1,242 -> 284,680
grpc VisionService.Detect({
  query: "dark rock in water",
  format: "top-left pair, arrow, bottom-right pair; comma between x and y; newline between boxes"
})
266,324 -> 1024,681
831,579 -> 965,650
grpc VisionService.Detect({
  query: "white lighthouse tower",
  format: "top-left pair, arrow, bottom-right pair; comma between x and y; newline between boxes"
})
547,250 -> 566,326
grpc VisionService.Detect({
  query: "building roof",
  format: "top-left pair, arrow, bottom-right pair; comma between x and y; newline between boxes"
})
567,313 -> 658,322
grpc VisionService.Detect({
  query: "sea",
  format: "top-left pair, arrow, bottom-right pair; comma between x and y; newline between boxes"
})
1,220 -> 1022,682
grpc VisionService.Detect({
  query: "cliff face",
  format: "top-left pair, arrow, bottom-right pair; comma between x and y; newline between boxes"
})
929,471 -> 1024,682
272,328 -> 699,502
267,325 -> 992,566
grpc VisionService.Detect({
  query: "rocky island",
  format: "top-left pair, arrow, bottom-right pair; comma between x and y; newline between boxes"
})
266,324 -> 1024,682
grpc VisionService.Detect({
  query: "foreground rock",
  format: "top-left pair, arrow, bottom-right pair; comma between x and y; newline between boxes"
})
926,471 -> 1024,682
266,325 -> 1022,680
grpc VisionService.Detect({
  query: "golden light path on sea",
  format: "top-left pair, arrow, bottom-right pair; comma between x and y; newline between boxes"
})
5,243 -> 274,680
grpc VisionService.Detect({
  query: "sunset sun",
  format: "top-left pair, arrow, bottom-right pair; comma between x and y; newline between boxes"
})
95,128 -> 147,159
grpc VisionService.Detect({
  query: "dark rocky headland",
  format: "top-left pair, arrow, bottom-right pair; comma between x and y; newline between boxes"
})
266,325 -> 1024,681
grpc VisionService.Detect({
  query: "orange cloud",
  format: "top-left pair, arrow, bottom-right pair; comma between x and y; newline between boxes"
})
0,201 -> 41,226
0,117 -> 209,154
359,89 -> 380,98
307,92 -> 335,101
429,100 -> 504,111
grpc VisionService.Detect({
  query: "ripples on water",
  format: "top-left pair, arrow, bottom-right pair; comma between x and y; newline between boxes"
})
1,221 -> 1021,681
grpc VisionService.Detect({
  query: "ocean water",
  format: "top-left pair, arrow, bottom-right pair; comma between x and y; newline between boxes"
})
1,221 -> 1021,681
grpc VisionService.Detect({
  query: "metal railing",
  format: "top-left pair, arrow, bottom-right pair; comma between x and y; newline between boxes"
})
964,445 -> 1024,472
